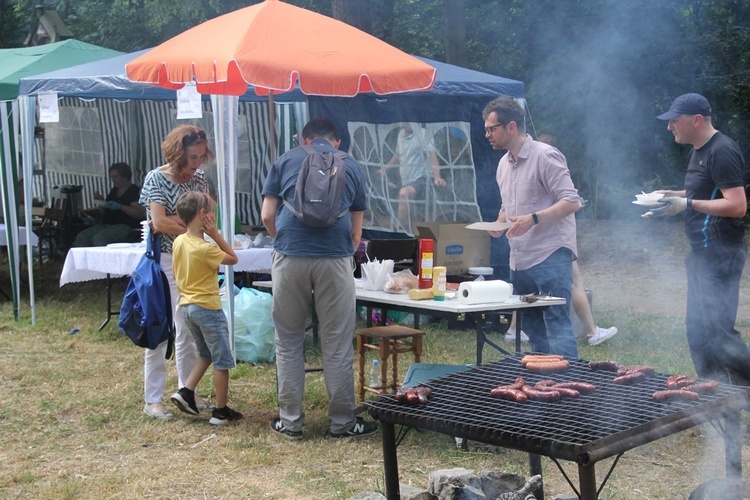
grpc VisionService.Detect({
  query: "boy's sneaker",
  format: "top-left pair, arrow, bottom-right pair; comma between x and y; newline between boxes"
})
209,406 -> 243,426
170,387 -> 199,415
504,329 -> 530,343
330,417 -> 379,439
588,326 -> 618,346
271,418 -> 303,440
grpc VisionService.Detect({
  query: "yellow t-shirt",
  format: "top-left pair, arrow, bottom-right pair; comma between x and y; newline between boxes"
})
172,233 -> 226,310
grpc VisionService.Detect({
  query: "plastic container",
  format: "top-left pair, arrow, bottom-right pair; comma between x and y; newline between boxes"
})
432,266 -> 447,301
468,266 -> 494,281
369,359 -> 381,389
417,238 -> 434,289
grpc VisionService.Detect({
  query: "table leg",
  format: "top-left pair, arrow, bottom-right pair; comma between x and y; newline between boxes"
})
98,273 -> 114,331
529,453 -> 544,499
725,410 -> 742,478
578,463 -> 597,500
381,421 -> 401,500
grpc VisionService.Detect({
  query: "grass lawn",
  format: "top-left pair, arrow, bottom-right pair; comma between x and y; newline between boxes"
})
1,219 -> 749,499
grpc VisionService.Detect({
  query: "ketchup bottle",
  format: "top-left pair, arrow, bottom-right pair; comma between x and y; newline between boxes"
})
417,239 -> 434,289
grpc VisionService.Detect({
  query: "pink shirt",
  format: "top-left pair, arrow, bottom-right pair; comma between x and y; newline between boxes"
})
496,135 -> 579,271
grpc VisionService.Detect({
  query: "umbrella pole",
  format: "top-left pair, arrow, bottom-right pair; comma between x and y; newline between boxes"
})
268,92 -> 276,163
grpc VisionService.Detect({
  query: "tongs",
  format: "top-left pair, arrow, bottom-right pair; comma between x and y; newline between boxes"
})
520,293 -> 553,303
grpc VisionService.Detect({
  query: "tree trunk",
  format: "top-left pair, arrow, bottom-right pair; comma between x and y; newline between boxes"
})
443,0 -> 467,66
331,0 -> 372,34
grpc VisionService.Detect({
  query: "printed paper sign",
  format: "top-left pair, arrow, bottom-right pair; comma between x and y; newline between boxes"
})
38,93 -> 59,123
176,84 -> 202,119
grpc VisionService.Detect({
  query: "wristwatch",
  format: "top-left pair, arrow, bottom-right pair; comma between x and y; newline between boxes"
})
686,198 -> 693,210
531,212 -> 539,225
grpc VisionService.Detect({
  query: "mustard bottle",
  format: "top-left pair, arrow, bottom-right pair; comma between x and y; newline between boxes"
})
432,266 -> 447,301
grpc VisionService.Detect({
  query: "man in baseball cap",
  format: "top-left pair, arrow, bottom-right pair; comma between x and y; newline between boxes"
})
656,93 -> 712,120
649,93 -> 750,387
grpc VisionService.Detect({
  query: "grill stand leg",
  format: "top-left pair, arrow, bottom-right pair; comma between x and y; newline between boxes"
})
725,410 -> 742,478
98,273 -> 114,331
529,453 -> 544,499
381,422 -> 400,500
577,463 -> 597,500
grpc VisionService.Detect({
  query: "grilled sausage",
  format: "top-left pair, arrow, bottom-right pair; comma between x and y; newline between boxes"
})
553,381 -> 597,394
394,388 -> 408,401
589,360 -> 626,372
682,380 -> 719,393
666,374 -> 698,389
490,387 -> 528,403
520,354 -> 564,366
616,365 -> 656,377
414,386 -> 432,397
613,371 -> 646,385
525,360 -> 570,373
652,389 -> 700,401
521,386 -> 562,401
552,387 -> 580,398
535,379 -> 557,388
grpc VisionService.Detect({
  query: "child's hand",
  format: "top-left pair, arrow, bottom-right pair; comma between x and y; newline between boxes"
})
200,210 -> 219,237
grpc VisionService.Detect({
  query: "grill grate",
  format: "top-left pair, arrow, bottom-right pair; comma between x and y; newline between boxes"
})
367,356 -> 750,463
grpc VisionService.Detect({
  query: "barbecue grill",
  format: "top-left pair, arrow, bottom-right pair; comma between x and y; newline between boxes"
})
366,356 -> 750,499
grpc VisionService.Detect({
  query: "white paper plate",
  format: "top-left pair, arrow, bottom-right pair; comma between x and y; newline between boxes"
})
632,200 -> 666,207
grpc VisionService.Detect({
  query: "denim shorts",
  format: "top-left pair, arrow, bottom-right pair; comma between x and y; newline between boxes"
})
182,304 -> 235,370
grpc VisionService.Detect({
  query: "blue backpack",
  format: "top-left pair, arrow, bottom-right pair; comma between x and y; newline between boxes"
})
119,230 -> 175,358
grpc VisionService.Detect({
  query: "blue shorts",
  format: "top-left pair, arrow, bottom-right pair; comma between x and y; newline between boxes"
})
182,304 -> 236,370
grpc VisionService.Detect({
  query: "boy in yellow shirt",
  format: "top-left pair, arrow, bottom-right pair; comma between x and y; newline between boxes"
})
170,191 -> 242,425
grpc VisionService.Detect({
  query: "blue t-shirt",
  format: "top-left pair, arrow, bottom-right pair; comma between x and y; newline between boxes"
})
262,139 -> 367,258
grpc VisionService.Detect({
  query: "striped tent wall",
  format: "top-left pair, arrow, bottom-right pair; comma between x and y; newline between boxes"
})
0,100 -> 22,318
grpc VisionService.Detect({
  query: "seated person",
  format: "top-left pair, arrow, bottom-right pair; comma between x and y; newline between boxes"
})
73,162 -> 146,246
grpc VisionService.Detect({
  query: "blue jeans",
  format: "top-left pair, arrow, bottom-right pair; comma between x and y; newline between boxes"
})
182,304 -> 236,371
511,248 -> 577,358
686,242 -> 750,385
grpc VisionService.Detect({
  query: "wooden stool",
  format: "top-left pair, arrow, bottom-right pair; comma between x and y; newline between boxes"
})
356,325 -> 425,401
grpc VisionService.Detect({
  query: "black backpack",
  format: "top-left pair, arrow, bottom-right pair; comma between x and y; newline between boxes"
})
118,230 -> 174,358
283,144 -> 349,228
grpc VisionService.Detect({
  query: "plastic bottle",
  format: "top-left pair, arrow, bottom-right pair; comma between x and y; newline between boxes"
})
432,266 -> 447,301
369,359 -> 382,389
417,238 -> 434,289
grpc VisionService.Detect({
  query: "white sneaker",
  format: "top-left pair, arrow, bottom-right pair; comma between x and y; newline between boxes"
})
504,329 -> 530,342
588,326 -> 618,346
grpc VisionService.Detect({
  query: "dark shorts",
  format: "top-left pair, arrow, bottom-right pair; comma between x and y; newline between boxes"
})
405,177 -> 428,199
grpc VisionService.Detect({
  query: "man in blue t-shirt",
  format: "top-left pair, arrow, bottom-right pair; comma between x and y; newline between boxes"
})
261,118 -> 378,439
650,93 -> 750,386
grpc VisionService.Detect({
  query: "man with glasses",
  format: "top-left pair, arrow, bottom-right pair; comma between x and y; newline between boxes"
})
648,93 -> 750,386
482,96 -> 581,358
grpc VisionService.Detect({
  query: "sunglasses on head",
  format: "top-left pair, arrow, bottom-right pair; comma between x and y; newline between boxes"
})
182,130 -> 207,146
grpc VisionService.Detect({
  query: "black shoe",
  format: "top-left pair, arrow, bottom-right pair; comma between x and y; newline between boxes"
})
209,406 -> 243,426
170,387 -> 199,415
271,417 -> 303,440
330,417 -> 379,439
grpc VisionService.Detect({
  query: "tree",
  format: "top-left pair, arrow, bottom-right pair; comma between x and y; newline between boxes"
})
332,0 -> 372,33
443,0 -> 467,66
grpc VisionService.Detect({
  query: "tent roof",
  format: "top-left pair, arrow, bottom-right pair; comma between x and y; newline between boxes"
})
0,39 -> 122,101
20,49 -> 523,101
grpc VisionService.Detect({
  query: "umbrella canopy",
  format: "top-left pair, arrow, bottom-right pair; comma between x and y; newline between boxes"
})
125,0 -> 436,97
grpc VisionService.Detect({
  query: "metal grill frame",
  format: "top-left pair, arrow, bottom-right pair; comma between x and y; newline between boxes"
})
367,356 -> 750,499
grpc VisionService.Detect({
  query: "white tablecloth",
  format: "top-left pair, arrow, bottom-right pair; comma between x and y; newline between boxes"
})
60,244 -> 273,286
0,224 -> 38,247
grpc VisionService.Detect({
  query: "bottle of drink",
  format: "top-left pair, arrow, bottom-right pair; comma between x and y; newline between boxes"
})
417,238 -> 434,289
369,359 -> 381,389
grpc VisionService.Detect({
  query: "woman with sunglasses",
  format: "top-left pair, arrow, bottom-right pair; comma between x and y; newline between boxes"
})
139,124 -> 214,419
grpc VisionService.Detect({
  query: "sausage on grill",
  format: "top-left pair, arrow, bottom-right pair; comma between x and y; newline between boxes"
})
552,387 -> 580,398
553,381 -> 597,394
682,380 -> 719,393
525,360 -> 570,373
521,385 -> 561,401
616,365 -> 655,377
490,387 -> 528,403
613,371 -> 646,385
666,374 -> 698,389
652,389 -> 700,401
520,354 -> 564,366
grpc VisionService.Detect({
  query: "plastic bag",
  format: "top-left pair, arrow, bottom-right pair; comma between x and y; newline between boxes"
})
383,268 -> 419,293
221,287 -> 276,364
361,258 -> 394,291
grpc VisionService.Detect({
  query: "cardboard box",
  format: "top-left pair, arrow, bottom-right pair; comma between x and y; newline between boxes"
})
416,223 -> 491,275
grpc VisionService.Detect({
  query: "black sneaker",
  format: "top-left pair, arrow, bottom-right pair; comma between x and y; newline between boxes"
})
330,417 -> 379,439
271,418 -> 303,440
209,406 -> 243,426
170,387 -> 199,415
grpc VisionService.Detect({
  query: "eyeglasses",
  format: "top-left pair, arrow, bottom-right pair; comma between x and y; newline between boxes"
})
182,130 -> 207,146
484,123 -> 504,135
